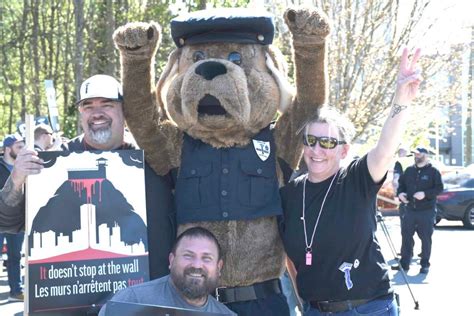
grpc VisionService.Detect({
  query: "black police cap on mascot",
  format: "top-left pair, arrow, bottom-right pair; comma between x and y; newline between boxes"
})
171,8 -> 274,48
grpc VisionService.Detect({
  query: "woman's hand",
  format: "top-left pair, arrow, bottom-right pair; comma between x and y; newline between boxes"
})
394,48 -> 422,105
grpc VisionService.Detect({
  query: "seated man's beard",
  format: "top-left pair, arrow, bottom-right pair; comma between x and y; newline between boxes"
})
171,267 -> 219,301
88,125 -> 112,145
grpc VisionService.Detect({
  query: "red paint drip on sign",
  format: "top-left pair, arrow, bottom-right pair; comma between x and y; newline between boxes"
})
69,179 -> 105,203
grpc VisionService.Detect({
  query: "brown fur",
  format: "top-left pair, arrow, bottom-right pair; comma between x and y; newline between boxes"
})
114,7 -> 330,287
178,217 -> 285,287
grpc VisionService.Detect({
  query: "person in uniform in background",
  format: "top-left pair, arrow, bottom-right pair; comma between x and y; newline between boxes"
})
393,147 -> 443,274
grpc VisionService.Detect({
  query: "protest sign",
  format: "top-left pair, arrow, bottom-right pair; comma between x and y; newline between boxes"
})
26,150 -> 149,314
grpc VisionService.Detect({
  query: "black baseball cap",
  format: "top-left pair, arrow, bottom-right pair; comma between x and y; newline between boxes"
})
412,147 -> 429,154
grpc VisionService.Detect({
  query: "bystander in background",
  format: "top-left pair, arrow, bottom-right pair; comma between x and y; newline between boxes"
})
33,124 -> 55,151
393,147 -> 443,274
0,134 -> 26,301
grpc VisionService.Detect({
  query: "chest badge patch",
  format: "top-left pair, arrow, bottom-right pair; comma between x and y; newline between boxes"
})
252,140 -> 270,161
339,262 -> 354,290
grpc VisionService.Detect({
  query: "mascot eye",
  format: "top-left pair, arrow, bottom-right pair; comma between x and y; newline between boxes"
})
193,51 -> 206,62
228,52 -> 242,65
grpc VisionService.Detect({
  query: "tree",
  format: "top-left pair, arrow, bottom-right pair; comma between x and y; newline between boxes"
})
0,0 -> 176,139
317,0 -> 434,142
0,0 -> 461,148
263,0 -> 455,152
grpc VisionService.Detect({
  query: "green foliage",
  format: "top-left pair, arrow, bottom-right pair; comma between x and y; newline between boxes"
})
0,0 -> 175,139
0,0 -> 260,141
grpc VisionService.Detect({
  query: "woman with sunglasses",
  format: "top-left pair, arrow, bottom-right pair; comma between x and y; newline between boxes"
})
279,48 -> 421,316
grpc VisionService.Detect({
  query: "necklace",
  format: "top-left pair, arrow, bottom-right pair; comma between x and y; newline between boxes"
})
301,171 -> 338,266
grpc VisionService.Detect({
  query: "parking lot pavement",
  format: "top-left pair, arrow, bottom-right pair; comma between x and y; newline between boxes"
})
377,215 -> 474,316
0,215 -> 473,316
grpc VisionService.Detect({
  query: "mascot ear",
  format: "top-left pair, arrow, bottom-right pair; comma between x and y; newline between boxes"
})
266,47 -> 294,113
156,48 -> 181,115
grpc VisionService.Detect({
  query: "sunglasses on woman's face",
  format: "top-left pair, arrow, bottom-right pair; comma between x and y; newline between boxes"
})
303,134 -> 346,149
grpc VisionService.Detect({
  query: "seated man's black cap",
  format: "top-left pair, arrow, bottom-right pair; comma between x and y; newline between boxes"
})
171,8 -> 275,48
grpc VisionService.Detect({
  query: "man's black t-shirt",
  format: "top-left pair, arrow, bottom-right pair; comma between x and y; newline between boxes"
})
65,135 -> 176,280
280,155 -> 391,302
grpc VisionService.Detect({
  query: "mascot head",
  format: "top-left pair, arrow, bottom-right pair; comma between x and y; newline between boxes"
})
157,8 -> 293,147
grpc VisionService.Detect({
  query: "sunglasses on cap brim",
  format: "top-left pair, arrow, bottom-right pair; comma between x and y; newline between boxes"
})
303,134 -> 346,149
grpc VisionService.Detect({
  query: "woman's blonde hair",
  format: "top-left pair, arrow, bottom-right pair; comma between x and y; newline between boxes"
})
300,106 -> 355,143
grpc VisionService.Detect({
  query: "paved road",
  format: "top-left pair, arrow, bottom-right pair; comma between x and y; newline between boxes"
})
1,215 -> 473,315
376,215 -> 474,316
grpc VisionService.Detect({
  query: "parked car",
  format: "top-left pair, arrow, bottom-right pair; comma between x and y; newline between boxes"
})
436,178 -> 474,229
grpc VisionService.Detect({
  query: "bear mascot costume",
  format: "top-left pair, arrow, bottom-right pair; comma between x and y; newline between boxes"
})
113,6 -> 330,315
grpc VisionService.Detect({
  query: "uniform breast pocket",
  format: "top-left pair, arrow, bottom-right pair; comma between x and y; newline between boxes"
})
176,164 -> 213,208
238,160 -> 275,207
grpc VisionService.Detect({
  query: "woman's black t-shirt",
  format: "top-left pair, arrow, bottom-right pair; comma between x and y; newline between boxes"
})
280,155 -> 392,302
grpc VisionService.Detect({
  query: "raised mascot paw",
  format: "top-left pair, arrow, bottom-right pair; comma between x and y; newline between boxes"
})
113,22 -> 161,58
284,7 -> 330,46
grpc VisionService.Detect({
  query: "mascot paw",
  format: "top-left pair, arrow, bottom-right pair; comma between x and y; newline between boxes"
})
113,21 -> 161,58
284,7 -> 330,46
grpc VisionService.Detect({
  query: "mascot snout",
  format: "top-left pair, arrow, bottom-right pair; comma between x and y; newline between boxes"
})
194,61 -> 229,116
179,58 -> 251,125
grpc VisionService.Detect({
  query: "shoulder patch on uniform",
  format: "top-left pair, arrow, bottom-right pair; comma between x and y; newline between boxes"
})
252,139 -> 270,161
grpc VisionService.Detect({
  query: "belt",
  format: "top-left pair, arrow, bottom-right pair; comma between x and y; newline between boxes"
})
310,299 -> 370,313
216,278 -> 281,304
309,294 -> 393,313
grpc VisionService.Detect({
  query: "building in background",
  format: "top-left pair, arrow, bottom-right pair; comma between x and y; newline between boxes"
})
430,32 -> 473,167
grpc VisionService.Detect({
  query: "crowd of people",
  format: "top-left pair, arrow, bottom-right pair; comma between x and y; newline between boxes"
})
0,46 -> 432,316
